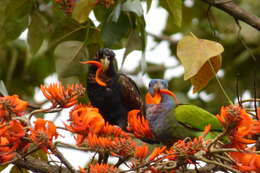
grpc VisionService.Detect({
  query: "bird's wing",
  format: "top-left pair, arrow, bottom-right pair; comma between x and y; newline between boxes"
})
118,74 -> 145,114
174,104 -> 223,131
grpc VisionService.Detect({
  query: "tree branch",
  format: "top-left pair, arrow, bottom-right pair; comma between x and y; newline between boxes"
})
201,0 -> 260,30
49,145 -> 77,173
14,156 -> 71,173
147,32 -> 178,45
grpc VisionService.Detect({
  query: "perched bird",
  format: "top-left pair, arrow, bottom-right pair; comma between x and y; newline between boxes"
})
80,48 -> 145,130
145,79 -> 223,145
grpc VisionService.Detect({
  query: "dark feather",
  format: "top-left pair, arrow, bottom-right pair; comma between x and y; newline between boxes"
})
86,48 -> 144,130
118,74 -> 145,115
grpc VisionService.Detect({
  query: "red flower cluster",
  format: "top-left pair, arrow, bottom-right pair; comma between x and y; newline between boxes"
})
80,163 -> 118,173
127,109 -> 154,140
134,145 -> 149,160
0,120 -> 25,163
0,95 -> 28,121
41,83 -> 85,108
29,118 -> 58,152
144,125 -> 212,172
65,104 -> 149,159
217,105 -> 260,146
65,104 -> 105,135
217,105 -> 260,171
55,0 -> 76,14
229,150 -> 260,172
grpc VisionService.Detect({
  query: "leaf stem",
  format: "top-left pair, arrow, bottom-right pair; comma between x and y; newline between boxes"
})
208,60 -> 233,105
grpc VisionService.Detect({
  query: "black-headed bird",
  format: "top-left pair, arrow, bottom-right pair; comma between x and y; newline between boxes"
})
81,48 -> 145,131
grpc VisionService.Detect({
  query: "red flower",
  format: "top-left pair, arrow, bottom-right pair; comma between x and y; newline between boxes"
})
127,109 -> 154,140
229,150 -> 260,172
0,120 -> 25,163
217,105 -> 260,146
0,120 -> 25,143
40,83 -> 85,108
80,163 -> 118,173
134,145 -> 148,160
29,118 -> 58,152
216,105 -> 241,129
0,137 -> 16,163
99,123 -> 129,138
149,146 -> 167,161
85,132 -> 136,157
0,95 -> 28,120
75,123 -> 135,157
65,104 -> 105,135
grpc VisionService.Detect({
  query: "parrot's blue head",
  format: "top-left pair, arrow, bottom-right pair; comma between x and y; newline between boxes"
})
147,79 -> 179,107
148,79 -> 168,97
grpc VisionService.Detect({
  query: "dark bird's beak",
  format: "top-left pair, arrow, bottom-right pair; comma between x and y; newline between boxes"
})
100,56 -> 110,71
80,60 -> 103,68
80,60 -> 107,87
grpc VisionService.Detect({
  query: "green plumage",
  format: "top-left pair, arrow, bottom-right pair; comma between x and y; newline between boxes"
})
174,104 -> 222,131
148,105 -> 222,145
146,79 -> 223,146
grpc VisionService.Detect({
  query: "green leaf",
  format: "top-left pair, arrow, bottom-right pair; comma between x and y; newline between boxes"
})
28,12 -> 47,54
121,29 -> 143,68
94,4 -> 113,22
122,0 -> 143,16
166,0 -> 182,27
0,80 -> 8,96
0,0 -> 32,42
10,166 -> 29,173
101,13 -> 130,47
54,41 -> 88,83
26,53 -> 55,87
146,0 -> 152,13
72,0 -> 96,23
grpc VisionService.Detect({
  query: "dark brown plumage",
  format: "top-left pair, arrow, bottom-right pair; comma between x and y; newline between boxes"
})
83,48 -> 145,130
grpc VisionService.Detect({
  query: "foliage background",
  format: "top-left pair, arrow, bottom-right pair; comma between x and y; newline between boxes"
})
0,0 -> 259,118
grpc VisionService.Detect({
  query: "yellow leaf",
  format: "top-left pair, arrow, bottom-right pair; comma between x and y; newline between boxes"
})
177,35 -> 224,80
191,55 -> 222,93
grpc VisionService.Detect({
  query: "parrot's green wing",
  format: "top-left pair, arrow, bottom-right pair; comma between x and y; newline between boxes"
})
175,104 -> 222,131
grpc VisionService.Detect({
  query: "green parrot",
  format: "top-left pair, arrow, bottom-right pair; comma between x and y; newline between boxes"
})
145,79 -> 223,145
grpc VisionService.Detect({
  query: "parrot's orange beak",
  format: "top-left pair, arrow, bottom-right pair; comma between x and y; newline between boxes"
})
80,60 -> 107,87
145,89 -> 179,105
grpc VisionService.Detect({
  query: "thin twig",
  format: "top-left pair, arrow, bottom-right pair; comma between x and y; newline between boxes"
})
207,128 -> 228,151
49,145 -> 76,173
211,148 -> 260,154
195,151 -> 241,173
28,107 -> 62,122
241,98 -> 260,104
147,32 -> 178,45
